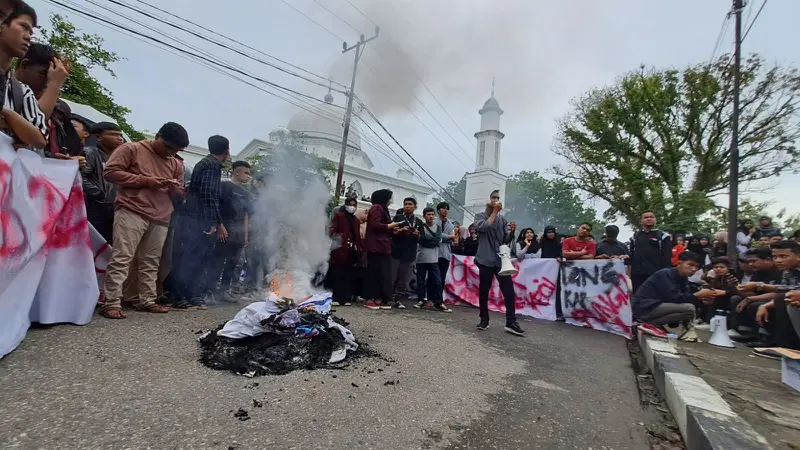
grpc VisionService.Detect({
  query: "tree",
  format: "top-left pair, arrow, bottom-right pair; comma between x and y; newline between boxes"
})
39,14 -> 143,140
427,177 -> 466,224
553,54 -> 800,234
504,171 -> 598,235
247,128 -> 336,191
700,198 -> 770,233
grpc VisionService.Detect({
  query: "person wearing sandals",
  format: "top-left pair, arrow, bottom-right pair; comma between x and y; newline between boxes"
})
99,122 -> 188,319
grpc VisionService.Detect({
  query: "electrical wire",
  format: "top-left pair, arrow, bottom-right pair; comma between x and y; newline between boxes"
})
129,0 -> 346,89
311,0 -> 362,35
709,13 -> 731,63
278,0 -> 345,41
93,0 -> 346,94
742,0 -> 768,41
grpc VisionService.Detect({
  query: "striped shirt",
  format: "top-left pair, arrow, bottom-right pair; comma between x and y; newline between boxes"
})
1,72 -> 48,143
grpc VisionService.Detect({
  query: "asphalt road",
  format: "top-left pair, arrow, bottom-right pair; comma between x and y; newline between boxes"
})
0,302 -> 658,449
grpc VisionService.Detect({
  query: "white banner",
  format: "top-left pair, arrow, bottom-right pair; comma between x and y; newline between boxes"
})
559,259 -> 632,338
0,135 -> 103,359
444,256 -> 559,321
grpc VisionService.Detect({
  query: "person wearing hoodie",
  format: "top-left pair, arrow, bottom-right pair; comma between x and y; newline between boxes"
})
752,216 -> 781,242
363,189 -> 405,310
100,122 -> 187,319
326,197 -> 364,307
473,190 -> 525,336
596,225 -> 629,259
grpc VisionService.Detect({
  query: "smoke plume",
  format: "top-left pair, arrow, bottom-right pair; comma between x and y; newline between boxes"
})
327,0 -> 609,117
251,147 -> 332,299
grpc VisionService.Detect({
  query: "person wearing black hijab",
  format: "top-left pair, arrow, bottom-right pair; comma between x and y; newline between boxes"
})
362,189 -> 404,310
539,226 -> 561,259
325,197 -> 364,306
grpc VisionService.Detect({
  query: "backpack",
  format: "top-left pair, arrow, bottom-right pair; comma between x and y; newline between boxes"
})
9,77 -> 25,116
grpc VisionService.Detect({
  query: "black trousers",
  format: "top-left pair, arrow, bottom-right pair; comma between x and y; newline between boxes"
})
213,238 -> 244,293
775,295 -> 800,350
326,263 -> 356,304
87,204 -> 114,244
364,253 -> 393,303
438,257 -> 450,296
477,263 -> 516,323
173,217 -> 217,302
631,273 -> 652,296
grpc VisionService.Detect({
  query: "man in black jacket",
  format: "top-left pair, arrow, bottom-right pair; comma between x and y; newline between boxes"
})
628,210 -> 673,294
80,121 -> 124,243
390,197 -> 422,308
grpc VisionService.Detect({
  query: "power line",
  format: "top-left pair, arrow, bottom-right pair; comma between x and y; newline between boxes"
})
343,0 -> 375,27
129,0 -> 347,89
47,0 -> 335,105
742,0 -> 768,41
311,0 -> 362,34
95,0 -> 346,93
709,13 -> 731,63
278,0 -> 344,41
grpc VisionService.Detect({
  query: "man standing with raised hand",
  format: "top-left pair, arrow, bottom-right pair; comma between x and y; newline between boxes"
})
473,190 -> 524,336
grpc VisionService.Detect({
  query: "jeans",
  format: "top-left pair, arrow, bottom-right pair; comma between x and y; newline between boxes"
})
416,262 -> 443,305
173,216 -> 217,303
213,238 -> 245,293
477,263 -> 517,324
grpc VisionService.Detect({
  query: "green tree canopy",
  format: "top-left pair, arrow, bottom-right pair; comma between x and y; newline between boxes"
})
504,171 -> 598,235
39,14 -> 143,140
553,54 -> 800,234
427,177 -> 467,224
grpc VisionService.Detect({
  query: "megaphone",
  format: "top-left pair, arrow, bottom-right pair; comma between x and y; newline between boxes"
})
498,244 -> 518,276
708,310 -> 735,348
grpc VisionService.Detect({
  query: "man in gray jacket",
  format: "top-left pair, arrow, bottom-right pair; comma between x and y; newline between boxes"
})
80,122 -> 124,243
473,190 -> 524,336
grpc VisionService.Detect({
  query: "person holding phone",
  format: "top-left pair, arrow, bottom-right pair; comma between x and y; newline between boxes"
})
363,189 -> 405,310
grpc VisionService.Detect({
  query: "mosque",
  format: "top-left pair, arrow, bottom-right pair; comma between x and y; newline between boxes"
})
172,84 -> 507,218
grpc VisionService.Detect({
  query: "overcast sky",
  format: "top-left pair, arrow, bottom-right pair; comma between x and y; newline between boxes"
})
32,0 -> 800,233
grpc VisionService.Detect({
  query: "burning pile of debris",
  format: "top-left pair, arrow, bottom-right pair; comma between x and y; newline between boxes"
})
198,290 -> 358,376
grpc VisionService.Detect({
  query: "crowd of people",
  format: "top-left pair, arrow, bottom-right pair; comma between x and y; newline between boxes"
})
2,0 -> 797,349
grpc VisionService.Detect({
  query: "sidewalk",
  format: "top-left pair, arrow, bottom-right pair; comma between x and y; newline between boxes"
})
637,329 -> 800,450
680,332 -> 800,450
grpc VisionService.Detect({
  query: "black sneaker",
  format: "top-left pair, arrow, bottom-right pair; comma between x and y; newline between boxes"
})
504,322 -> 525,336
477,320 -> 489,331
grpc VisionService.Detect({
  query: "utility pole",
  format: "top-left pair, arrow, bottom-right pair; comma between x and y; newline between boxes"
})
727,0 -> 743,265
334,26 -> 379,204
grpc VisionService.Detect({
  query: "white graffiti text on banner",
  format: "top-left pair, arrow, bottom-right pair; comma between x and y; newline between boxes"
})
444,256 -> 559,321
559,259 -> 632,338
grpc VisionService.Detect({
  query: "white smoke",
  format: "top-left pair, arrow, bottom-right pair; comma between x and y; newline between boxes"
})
251,147 -> 332,299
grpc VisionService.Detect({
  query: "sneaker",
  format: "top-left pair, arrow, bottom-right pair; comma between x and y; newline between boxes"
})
331,301 -> 341,306
413,301 -> 426,309
365,300 -> 381,310
394,301 -> 406,310
504,322 -> 525,336
747,339 -> 776,348
477,320 -> 489,331
752,348 -> 781,360
433,304 -> 452,313
638,323 -> 669,338
343,302 -> 352,306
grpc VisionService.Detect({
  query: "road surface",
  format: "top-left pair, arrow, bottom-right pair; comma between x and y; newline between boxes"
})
0,303 -> 661,449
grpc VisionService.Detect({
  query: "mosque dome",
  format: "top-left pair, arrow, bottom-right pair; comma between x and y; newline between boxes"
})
286,97 -> 362,151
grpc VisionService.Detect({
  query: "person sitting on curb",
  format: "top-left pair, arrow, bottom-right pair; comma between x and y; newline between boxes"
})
632,251 -> 723,340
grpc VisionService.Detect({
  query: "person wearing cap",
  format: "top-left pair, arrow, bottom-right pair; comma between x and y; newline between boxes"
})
80,121 -> 124,243
99,122 -> 188,319
172,134 -> 230,309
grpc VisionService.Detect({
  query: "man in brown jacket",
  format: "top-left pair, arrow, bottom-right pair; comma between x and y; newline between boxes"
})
99,122 -> 188,319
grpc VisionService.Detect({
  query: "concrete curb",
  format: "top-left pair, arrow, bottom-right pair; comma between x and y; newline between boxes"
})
637,329 -> 774,450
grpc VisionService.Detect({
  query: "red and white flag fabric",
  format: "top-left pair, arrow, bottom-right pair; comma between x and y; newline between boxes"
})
0,134 -> 107,359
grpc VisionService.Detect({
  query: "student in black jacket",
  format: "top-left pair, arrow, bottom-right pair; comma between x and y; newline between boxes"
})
628,211 -> 672,294
389,197 -> 423,308
633,251 -> 720,327
80,122 -> 124,243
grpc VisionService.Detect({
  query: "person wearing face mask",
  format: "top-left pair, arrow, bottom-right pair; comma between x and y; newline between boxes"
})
100,122 -> 188,319
326,197 -> 364,306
